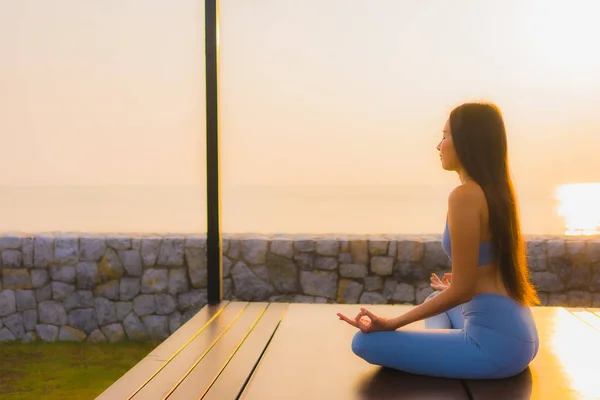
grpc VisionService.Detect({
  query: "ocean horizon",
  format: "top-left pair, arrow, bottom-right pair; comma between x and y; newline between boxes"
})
0,184 -> 589,237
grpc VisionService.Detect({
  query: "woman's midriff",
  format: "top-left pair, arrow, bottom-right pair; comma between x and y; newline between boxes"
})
474,263 -> 511,297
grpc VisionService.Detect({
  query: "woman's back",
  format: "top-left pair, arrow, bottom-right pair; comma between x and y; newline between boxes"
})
448,180 -> 511,298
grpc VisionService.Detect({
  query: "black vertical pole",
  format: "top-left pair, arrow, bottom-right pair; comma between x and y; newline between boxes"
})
205,0 -> 222,304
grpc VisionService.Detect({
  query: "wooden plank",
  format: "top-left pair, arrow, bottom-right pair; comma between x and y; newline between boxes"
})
198,303 -> 288,400
467,307 -> 600,400
131,301 -> 249,400
147,301 -> 230,361
569,310 -> 600,332
238,303 -> 469,400
96,301 -> 229,400
586,308 -> 600,317
165,302 -> 268,399
463,367 -> 533,400
169,302 -> 288,400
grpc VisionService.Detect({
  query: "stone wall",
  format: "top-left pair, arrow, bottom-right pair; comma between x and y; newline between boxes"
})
0,233 -> 599,343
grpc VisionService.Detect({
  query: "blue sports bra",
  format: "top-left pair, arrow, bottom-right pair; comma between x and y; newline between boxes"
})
442,219 -> 494,266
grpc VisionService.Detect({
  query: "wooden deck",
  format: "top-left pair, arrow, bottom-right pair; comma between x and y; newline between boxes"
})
97,302 -> 600,400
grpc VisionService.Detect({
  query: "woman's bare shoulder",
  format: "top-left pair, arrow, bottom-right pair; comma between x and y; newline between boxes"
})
447,182 -> 486,213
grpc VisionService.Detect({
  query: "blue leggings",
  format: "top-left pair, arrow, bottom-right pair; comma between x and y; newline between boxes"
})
351,291 -> 539,379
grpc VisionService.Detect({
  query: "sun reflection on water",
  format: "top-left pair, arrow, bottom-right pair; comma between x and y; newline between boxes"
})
556,183 -> 600,236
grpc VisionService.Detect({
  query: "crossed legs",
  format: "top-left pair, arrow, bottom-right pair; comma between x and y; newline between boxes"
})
349,291 -> 500,379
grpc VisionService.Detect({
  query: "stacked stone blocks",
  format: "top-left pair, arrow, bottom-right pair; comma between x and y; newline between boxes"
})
1,233 -> 599,343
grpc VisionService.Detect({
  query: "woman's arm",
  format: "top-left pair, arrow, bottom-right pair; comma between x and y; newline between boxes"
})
388,184 -> 482,329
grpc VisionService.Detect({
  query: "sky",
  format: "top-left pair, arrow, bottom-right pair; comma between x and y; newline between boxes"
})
1,0 -> 599,189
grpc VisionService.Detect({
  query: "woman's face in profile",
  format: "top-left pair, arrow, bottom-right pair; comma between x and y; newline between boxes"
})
437,119 -> 459,171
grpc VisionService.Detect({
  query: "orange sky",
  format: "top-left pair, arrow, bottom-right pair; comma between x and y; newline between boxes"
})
1,0 -> 599,189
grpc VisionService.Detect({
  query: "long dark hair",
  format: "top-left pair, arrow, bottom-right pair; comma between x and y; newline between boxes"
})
449,102 -> 539,306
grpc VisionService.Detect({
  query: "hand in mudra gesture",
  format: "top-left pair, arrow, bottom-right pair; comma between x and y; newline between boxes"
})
430,272 -> 452,291
337,308 -> 394,333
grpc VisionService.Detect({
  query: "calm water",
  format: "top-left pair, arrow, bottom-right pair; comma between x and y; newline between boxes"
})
0,184 -> 587,236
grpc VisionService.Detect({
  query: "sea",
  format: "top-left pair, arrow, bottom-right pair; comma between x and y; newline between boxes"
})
0,184 -> 591,237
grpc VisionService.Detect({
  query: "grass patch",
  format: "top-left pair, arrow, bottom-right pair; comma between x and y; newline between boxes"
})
0,340 -> 159,400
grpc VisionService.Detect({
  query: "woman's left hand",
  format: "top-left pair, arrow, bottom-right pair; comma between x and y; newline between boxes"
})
337,308 -> 394,333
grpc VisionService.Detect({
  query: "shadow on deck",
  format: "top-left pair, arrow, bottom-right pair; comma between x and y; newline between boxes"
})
96,301 -> 600,400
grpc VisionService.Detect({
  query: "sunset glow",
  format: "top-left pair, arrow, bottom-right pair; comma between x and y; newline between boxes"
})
546,309 -> 600,397
556,183 -> 600,236
0,1 -> 599,236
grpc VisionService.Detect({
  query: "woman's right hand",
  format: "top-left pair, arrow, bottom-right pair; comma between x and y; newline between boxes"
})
430,273 -> 451,291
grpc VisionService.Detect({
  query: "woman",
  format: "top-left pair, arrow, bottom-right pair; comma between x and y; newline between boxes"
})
337,102 -> 540,379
